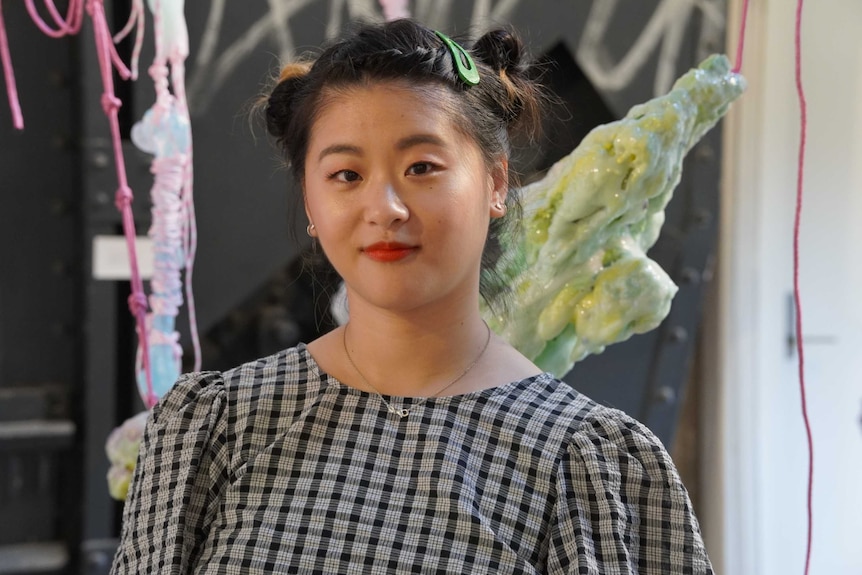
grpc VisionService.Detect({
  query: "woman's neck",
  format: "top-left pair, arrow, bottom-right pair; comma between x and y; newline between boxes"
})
339,300 -> 491,397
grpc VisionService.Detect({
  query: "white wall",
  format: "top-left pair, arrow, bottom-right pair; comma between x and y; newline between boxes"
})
704,1 -> 862,573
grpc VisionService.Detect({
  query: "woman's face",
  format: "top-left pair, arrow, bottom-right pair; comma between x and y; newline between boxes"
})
303,82 -> 507,317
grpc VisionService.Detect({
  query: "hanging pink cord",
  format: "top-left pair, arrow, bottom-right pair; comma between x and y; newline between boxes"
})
792,1 -> 814,573
731,0 -> 750,74
7,0 -> 140,129
161,0 -> 200,372
12,0 -> 151,400
112,0 -> 144,80
26,0 -> 133,80
183,151 -> 201,372
172,54 -> 201,373
731,2 -> 813,572
0,0 -> 82,130
87,0 -> 156,407
0,2 -> 23,130
132,0 -> 200,387
25,0 -> 84,38
6,1 -> 152,403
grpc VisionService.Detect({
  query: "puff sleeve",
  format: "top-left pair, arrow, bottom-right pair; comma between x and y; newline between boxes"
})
111,372 -> 229,575
547,408 -> 713,574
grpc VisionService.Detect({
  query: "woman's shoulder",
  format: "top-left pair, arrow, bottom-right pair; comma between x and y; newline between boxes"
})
507,374 -> 602,432
216,344 -> 326,425
157,345 -> 317,410
570,397 -> 671,461
154,345 -> 320,430
150,370 -> 227,430
219,344 -> 320,393
543,384 -> 711,573
482,374 -> 600,457
508,375 -> 670,460
535,377 -> 669,451
154,345 -> 326,469
547,386 -> 679,485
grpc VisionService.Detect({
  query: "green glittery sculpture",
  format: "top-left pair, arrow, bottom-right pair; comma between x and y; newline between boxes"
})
482,54 -> 746,378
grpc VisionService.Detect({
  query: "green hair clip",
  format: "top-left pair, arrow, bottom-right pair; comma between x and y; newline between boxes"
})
434,31 -> 480,86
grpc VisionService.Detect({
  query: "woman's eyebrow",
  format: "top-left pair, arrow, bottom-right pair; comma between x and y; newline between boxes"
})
317,134 -> 444,163
396,134 -> 445,150
317,144 -> 362,162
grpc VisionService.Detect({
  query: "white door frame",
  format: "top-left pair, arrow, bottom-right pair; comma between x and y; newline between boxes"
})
700,0 -> 769,572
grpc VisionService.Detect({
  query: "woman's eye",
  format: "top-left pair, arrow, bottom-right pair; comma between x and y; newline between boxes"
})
407,162 -> 434,176
329,170 -> 361,183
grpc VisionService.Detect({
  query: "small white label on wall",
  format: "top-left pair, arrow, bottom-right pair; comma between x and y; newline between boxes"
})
92,235 -> 154,280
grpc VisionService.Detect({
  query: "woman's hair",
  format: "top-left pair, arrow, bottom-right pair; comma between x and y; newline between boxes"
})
263,18 -> 546,306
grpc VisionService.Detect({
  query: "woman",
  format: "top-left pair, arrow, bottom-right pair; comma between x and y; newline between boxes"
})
112,19 -> 712,574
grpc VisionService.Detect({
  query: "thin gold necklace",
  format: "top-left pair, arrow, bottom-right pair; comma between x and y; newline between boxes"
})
342,321 -> 492,418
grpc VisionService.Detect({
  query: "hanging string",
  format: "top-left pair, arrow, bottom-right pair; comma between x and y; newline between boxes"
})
130,0 -> 201,405
3,0 -> 199,408
165,0 -> 202,375
111,0 -> 144,80
1,0 -> 86,130
86,0 -> 156,407
25,0 -> 84,37
731,0 -> 750,74
731,1 -> 813,572
4,0 -> 152,400
182,146 -> 202,373
0,1 -> 23,129
792,1 -> 813,573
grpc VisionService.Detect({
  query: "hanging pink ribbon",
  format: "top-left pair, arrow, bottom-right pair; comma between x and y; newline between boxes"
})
85,0 -> 157,407
0,1 -> 23,129
2,0 -> 203,411
130,0 -> 200,403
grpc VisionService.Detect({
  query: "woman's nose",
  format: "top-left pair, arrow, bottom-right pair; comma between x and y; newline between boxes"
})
365,181 -> 409,228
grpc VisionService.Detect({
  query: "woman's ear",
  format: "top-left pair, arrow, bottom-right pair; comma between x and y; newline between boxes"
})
489,158 -> 509,218
303,191 -> 317,237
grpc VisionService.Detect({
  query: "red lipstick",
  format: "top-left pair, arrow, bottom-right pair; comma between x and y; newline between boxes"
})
362,242 -> 418,262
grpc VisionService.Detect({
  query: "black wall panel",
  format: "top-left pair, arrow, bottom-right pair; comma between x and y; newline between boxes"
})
0,2 -> 82,572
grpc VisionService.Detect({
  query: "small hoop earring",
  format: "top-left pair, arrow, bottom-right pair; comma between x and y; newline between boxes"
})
306,223 -> 316,236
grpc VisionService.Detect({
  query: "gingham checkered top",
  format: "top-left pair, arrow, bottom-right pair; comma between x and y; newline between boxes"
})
111,345 -> 713,574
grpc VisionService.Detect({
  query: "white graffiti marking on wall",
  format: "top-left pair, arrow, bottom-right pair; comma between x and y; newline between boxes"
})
187,0 -> 373,113
185,0 -> 724,116
578,0 -> 726,96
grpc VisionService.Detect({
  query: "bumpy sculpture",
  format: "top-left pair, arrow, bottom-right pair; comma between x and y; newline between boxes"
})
105,411 -> 148,501
482,54 -> 746,377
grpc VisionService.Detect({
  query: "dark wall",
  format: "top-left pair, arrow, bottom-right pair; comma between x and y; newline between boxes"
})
0,1 -> 82,572
0,2 -> 82,401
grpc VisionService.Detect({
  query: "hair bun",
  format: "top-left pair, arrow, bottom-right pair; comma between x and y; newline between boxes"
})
265,62 -> 312,141
472,28 -> 523,74
278,62 -> 312,83
472,27 -> 542,142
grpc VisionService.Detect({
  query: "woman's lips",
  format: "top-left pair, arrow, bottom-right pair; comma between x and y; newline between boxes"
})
362,242 -> 419,262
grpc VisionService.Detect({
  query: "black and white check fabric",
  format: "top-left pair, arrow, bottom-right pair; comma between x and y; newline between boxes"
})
112,345 -> 713,574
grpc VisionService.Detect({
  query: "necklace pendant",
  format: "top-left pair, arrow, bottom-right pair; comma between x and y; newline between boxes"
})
385,404 -> 410,418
